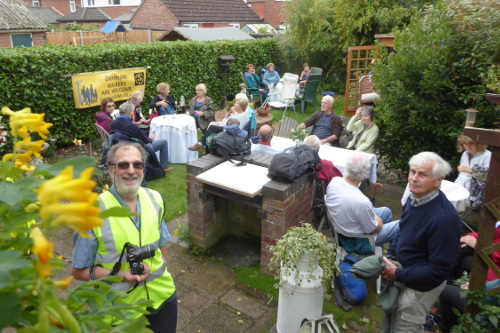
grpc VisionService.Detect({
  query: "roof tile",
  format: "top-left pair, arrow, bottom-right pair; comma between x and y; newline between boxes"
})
162,0 -> 261,23
0,0 -> 47,30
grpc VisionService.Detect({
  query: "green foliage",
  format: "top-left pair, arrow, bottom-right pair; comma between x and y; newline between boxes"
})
451,287 -> 500,332
0,39 -> 280,152
268,223 -> 336,298
64,23 -> 101,31
282,0 -> 432,93
375,0 -> 500,172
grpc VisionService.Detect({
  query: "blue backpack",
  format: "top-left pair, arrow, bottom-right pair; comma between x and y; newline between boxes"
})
334,254 -> 367,309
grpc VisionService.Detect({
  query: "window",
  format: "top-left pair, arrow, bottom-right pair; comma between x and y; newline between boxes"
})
182,24 -> 198,28
87,0 -> 95,5
12,34 -> 32,47
69,0 -> 76,12
229,23 -> 240,29
108,0 -> 120,4
32,0 -> 40,7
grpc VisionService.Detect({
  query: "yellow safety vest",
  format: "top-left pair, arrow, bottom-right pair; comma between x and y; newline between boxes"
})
93,188 -> 175,319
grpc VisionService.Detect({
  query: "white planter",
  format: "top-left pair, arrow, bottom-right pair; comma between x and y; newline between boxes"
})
276,253 -> 324,333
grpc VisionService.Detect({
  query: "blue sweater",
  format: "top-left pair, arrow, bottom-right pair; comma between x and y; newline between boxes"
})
387,191 -> 461,291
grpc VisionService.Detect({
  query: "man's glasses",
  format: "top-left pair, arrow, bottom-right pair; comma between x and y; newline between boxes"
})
106,104 -> 115,108
109,161 -> 145,170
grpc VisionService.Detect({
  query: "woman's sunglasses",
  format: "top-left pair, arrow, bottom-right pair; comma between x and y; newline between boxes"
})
109,161 -> 145,170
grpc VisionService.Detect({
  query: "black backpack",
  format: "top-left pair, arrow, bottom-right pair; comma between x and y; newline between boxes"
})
210,131 -> 252,166
267,144 -> 321,182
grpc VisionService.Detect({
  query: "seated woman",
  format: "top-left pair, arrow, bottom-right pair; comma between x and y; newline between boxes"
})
455,132 -> 491,210
128,90 -> 149,135
262,63 -> 280,91
299,62 -> 310,89
95,97 -> 115,133
188,93 -> 249,151
244,64 -> 268,102
346,106 -> 379,154
185,83 -> 215,133
149,82 -> 176,116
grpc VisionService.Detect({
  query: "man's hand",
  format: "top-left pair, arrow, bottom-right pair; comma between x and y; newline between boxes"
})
149,134 -> 155,141
298,123 -> 306,130
121,262 -> 151,284
460,235 -> 477,248
198,111 -> 204,117
320,138 -> 329,145
381,257 -> 397,281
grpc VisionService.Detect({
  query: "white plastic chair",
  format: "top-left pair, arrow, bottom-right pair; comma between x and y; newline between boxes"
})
267,73 -> 299,119
94,123 -> 110,144
326,208 -> 382,294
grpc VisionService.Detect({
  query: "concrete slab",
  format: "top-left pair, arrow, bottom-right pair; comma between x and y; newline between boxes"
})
182,302 -> 254,333
181,291 -> 209,312
181,261 -> 236,294
220,289 -> 267,319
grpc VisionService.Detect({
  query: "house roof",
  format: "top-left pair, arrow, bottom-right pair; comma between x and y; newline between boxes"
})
161,0 -> 261,23
27,7 -> 63,25
159,27 -> 253,41
241,23 -> 276,34
0,0 -> 47,31
57,7 -> 111,22
101,21 -> 127,33
113,8 -> 137,23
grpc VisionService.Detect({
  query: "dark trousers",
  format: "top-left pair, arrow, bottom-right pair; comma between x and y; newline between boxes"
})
146,293 -> 178,333
201,125 -> 223,146
450,246 -> 474,283
437,285 -> 465,333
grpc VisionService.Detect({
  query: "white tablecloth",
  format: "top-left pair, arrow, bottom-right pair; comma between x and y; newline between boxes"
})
150,114 -> 198,164
401,180 -> 470,212
270,136 -> 378,183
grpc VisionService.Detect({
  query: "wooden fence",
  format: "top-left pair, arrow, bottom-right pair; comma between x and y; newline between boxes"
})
46,30 -> 166,45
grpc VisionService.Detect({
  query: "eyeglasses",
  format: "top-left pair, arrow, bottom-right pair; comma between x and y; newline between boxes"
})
109,161 -> 145,170
106,104 -> 115,108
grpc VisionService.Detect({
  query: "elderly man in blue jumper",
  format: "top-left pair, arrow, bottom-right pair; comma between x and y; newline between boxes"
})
381,152 -> 462,332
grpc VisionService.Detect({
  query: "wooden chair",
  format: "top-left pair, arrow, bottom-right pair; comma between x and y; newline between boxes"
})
296,73 -> 322,114
95,123 -> 110,143
326,208 -> 382,294
276,117 -> 298,138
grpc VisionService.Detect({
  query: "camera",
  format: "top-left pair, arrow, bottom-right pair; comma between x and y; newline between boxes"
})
125,242 -> 157,275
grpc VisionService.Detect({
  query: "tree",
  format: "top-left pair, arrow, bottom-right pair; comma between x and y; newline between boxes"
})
375,0 -> 500,172
282,0 -> 433,92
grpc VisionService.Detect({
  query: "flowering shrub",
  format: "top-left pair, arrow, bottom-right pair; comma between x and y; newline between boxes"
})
289,128 -> 309,141
0,107 -> 151,332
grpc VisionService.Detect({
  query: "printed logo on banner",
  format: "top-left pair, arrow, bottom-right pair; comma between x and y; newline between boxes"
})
134,72 -> 145,85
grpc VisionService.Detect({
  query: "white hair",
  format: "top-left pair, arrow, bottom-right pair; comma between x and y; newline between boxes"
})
304,135 -> 320,152
345,152 -> 370,181
409,151 -> 451,179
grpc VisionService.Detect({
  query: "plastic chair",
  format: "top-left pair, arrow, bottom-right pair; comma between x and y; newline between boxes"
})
326,208 -> 382,294
276,117 -> 298,138
95,123 -> 110,143
296,73 -> 322,114
267,73 -> 299,119
310,67 -> 323,75
241,72 -> 263,105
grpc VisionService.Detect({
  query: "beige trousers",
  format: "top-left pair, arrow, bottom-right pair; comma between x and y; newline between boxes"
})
393,280 -> 446,333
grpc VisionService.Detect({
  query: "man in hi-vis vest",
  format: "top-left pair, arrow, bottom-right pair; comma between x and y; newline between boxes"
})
72,141 -> 177,332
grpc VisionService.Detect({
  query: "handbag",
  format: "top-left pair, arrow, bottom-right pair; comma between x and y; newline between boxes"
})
299,314 -> 340,333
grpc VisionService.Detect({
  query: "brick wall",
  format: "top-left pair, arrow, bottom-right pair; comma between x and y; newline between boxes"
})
99,5 -> 138,19
264,0 -> 287,29
0,34 -> 11,48
131,0 -> 177,31
23,0 -> 81,15
0,32 -> 47,47
186,153 -> 314,273
247,0 -> 265,20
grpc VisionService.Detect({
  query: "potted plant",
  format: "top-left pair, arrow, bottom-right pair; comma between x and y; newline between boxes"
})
289,128 -> 308,143
268,222 -> 336,296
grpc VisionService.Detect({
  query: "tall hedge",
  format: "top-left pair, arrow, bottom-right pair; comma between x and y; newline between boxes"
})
0,38 -> 280,149
374,0 -> 499,174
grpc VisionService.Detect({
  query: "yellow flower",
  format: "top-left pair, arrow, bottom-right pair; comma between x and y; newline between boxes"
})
54,276 -> 73,289
2,107 -> 53,139
38,166 -> 103,238
25,202 -> 40,213
73,139 -> 82,146
31,227 -> 54,280
14,137 -> 45,158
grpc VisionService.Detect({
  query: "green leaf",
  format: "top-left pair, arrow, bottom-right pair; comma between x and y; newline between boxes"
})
0,182 -> 23,205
